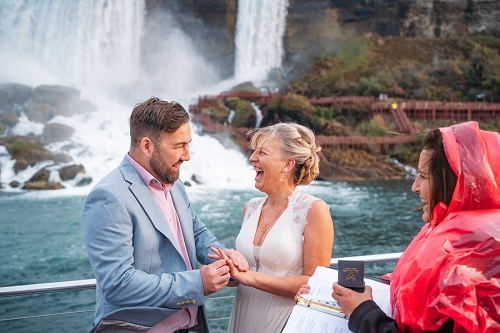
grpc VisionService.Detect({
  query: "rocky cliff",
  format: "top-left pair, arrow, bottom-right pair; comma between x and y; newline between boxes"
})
284,0 -> 500,78
144,0 -> 500,80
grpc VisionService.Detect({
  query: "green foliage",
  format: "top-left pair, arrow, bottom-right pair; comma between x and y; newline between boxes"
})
224,97 -> 255,128
281,93 -> 315,115
336,37 -> 369,70
329,149 -> 378,168
225,97 -> 249,112
260,94 -> 316,128
413,132 -> 426,148
315,49 -> 335,61
482,50 -> 500,97
337,104 -> 371,125
365,142 -> 380,154
357,76 -> 381,96
312,115 -> 320,125
313,118 -> 344,136
289,34 -> 500,102
11,140 -> 46,159
358,119 -> 388,136
479,121 -> 500,133
208,104 -> 230,124
315,107 -> 334,119
390,144 -> 418,164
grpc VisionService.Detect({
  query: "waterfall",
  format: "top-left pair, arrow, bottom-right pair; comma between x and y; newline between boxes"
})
252,103 -> 264,128
234,0 -> 289,82
0,0 -> 145,87
0,0 -> 256,194
227,109 -> 236,124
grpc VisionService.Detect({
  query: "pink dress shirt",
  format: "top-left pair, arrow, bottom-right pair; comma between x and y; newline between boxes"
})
126,154 -> 198,332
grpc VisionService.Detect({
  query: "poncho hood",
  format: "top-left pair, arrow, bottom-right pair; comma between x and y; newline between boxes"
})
390,121 -> 500,333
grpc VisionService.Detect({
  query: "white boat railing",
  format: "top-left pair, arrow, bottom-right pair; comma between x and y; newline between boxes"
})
0,253 -> 402,326
330,252 -> 402,265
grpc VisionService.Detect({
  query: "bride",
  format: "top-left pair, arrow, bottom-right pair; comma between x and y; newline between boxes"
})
212,122 -> 334,333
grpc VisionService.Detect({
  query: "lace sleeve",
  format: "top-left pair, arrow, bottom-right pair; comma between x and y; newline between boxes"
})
243,197 -> 265,223
290,191 -> 320,235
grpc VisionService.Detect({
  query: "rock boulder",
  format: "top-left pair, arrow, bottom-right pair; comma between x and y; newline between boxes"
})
0,113 -> 19,127
33,85 -> 80,107
59,164 -> 85,181
0,83 -> 32,114
2,138 -> 53,172
73,100 -> 98,114
23,180 -> 64,190
42,123 -> 75,142
22,168 -> 64,190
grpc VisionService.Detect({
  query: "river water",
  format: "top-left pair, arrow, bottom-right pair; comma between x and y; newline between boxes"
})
0,179 -> 422,332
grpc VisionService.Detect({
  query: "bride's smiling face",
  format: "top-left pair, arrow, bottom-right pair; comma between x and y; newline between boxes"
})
249,138 -> 287,193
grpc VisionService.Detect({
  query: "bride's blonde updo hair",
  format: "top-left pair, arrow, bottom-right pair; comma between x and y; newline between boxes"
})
249,123 -> 321,186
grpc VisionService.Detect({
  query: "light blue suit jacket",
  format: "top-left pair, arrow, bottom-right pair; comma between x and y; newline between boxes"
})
82,157 -> 223,332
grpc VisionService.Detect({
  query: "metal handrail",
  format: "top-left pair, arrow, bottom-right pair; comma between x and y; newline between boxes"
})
0,253 -> 402,325
330,252 -> 402,265
0,278 -> 96,297
0,253 -> 403,298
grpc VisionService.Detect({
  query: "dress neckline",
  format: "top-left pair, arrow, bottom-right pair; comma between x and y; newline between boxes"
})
252,189 -> 299,247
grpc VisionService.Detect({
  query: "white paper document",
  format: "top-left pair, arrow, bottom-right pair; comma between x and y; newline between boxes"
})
282,266 -> 391,333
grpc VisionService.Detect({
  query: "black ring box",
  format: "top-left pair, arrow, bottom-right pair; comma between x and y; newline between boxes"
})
338,260 -> 365,293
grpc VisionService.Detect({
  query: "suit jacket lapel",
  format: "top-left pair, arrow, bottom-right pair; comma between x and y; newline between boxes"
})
171,183 -> 198,268
120,158 -> 184,258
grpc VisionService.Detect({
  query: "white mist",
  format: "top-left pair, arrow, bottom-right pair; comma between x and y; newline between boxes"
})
0,0 -> 258,195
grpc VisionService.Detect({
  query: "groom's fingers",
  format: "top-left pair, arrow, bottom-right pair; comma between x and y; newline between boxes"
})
219,248 -> 229,260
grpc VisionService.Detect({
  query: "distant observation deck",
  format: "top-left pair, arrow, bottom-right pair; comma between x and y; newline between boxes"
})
189,92 -> 500,152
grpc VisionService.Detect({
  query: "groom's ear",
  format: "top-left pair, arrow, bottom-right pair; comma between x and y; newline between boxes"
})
140,137 -> 154,158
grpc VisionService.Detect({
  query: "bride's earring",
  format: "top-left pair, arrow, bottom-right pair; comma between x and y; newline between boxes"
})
280,176 -> 284,182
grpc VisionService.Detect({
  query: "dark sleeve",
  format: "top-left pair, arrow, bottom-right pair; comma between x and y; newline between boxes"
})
348,300 -> 401,333
348,300 -> 455,333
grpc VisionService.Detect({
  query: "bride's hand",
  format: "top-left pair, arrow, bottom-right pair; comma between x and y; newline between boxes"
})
208,247 -> 249,271
295,284 -> 311,301
210,246 -> 250,285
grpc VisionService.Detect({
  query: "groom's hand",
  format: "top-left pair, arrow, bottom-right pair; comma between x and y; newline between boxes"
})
200,259 -> 230,296
208,246 -> 249,272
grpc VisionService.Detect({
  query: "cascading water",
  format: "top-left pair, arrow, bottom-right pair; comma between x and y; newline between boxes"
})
234,0 -> 289,82
0,0 -> 144,87
0,0 -> 256,194
252,103 -> 264,128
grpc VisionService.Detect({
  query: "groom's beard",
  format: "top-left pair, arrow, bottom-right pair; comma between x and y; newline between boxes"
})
150,148 -> 182,184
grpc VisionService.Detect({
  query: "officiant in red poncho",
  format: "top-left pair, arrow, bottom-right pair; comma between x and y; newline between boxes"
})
331,121 -> 500,333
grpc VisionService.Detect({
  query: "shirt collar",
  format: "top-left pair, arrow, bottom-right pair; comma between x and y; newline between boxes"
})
126,153 -> 174,192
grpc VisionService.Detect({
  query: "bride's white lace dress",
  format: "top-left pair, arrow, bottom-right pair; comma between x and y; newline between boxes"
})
227,190 -> 319,333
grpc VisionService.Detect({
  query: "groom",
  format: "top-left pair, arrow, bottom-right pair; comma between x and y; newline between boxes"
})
82,97 -> 248,333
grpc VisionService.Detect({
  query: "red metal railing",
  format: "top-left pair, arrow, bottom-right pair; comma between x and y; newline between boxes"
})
189,93 -> 500,151
372,101 -> 500,122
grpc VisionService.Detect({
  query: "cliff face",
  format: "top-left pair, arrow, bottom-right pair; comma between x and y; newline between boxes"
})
283,0 -> 410,77
284,0 -> 500,78
402,0 -> 500,38
144,0 -> 500,79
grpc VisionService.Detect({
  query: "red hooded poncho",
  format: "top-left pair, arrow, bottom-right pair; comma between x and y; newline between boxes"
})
389,121 -> 500,333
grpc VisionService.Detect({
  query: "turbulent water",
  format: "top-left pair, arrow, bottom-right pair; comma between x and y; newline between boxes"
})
0,180 -> 423,332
